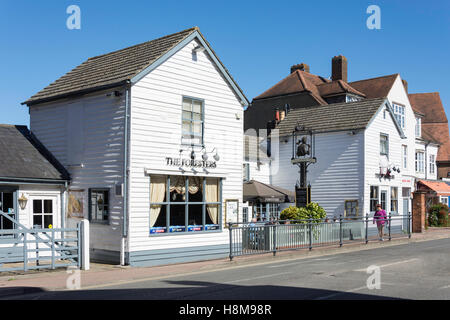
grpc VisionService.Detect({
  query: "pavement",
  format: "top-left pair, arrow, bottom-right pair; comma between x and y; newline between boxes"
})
0,227 -> 449,299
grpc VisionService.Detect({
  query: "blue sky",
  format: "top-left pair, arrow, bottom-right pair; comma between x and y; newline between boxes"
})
1,0 -> 449,126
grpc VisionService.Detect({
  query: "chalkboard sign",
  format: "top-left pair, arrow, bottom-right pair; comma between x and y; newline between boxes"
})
295,186 -> 311,208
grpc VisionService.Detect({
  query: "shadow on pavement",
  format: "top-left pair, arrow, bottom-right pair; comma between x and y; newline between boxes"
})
2,280 -> 402,300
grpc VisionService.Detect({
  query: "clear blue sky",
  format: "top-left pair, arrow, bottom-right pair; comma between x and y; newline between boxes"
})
1,0 -> 449,126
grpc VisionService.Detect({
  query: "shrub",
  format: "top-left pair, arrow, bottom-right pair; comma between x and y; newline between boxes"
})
428,203 -> 449,227
280,203 -> 327,223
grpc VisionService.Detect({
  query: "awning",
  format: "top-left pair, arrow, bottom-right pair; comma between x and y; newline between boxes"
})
417,180 -> 450,196
243,180 -> 295,203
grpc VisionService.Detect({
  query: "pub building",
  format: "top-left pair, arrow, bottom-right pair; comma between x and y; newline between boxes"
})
22,27 -> 249,266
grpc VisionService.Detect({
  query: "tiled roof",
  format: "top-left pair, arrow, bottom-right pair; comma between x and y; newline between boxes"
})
317,80 -> 366,98
0,125 -> 69,181
24,27 -> 199,105
23,27 -> 248,106
275,98 -> 387,137
408,93 -> 448,123
418,180 -> 450,195
253,70 -> 330,104
409,92 -> 450,162
349,74 -> 398,99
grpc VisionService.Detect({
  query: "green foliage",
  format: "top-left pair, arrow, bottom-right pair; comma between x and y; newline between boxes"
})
428,203 -> 449,227
280,203 -> 327,224
279,206 -> 299,221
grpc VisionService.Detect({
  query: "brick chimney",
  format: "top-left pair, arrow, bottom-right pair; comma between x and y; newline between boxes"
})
331,55 -> 348,82
402,79 -> 408,93
291,63 -> 310,74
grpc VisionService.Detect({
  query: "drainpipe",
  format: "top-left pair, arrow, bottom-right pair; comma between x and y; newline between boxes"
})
121,82 -> 131,266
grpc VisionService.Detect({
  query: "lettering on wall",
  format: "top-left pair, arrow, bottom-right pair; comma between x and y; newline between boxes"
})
165,157 -> 217,169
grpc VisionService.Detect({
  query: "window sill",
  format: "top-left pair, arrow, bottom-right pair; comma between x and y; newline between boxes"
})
149,229 -> 223,237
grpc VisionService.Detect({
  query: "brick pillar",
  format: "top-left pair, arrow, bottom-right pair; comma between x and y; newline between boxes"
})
412,192 -> 426,233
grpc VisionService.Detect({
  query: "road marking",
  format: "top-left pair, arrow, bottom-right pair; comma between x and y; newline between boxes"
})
439,284 -> 450,290
354,258 -> 419,272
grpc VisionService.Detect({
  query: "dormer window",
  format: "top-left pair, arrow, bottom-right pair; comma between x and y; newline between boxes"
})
392,103 -> 405,128
415,117 -> 421,137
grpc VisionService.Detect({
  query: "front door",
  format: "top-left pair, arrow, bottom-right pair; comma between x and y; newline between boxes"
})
403,198 -> 409,232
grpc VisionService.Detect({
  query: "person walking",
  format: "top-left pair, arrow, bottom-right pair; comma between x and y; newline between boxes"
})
373,204 -> 387,241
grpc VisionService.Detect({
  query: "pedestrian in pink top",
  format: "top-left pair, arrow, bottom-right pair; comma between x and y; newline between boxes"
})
373,204 -> 387,241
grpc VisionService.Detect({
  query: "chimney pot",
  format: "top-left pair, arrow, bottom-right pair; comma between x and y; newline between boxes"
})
291,63 -> 310,74
331,55 -> 348,82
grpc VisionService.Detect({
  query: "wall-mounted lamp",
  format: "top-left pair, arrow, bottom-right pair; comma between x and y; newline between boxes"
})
18,193 -> 28,210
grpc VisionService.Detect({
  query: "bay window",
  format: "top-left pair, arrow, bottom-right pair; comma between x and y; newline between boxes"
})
150,175 -> 222,234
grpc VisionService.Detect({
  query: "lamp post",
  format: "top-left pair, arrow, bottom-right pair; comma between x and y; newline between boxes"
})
291,125 -> 316,208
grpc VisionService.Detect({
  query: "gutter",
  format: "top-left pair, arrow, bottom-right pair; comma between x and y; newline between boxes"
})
22,80 -> 129,106
0,177 -> 68,185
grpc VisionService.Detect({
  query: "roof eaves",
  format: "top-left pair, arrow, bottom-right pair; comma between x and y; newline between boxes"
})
130,29 -> 250,106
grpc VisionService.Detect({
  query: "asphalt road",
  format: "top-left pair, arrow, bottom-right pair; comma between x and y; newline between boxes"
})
8,238 -> 450,300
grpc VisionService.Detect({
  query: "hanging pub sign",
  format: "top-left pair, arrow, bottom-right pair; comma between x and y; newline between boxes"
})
165,157 -> 217,169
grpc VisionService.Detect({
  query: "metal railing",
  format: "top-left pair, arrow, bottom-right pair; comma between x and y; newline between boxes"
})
0,212 -> 82,272
228,213 -> 411,260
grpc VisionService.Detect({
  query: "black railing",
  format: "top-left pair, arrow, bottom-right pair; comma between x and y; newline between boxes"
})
228,213 -> 411,260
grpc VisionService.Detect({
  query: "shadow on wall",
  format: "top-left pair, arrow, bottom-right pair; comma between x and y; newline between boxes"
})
2,280 -> 401,300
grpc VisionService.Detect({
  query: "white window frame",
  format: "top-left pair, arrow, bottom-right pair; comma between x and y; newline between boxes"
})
402,145 -> 408,170
440,196 -> 448,206
393,103 -> 405,129
415,117 -> 422,138
415,151 -> 425,173
380,134 -> 389,157
182,96 -> 204,146
429,154 -> 435,174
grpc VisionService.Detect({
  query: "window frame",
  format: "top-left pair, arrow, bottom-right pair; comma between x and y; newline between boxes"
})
392,103 -> 405,129
88,188 -> 110,224
380,133 -> 389,157
32,198 -> 54,229
149,175 -> 223,236
370,186 -> 379,213
344,200 -> 359,218
402,145 -> 408,170
0,189 -> 17,237
415,151 -> 425,173
415,117 -> 422,137
429,154 -> 435,174
181,96 -> 205,147
390,187 -> 398,214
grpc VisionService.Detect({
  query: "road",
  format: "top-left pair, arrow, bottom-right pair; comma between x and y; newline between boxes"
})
8,238 -> 450,300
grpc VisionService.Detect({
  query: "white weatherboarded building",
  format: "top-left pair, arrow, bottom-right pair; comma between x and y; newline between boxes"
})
23,27 -> 248,266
